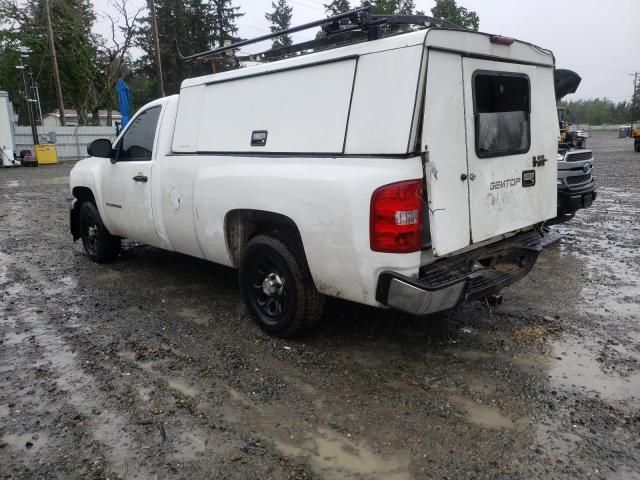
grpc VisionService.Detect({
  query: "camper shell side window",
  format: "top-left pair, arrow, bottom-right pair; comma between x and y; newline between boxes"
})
473,71 -> 531,158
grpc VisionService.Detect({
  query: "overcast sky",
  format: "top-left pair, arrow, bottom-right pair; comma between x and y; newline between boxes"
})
93,0 -> 640,101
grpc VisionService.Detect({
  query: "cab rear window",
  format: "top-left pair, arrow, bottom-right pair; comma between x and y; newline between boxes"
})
473,72 -> 530,158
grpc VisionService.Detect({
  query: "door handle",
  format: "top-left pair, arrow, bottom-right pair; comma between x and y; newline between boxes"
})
132,174 -> 148,183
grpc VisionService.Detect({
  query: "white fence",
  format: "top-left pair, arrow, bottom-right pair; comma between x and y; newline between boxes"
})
15,126 -> 118,161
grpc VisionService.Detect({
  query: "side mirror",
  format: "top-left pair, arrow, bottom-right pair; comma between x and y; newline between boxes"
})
87,139 -> 114,159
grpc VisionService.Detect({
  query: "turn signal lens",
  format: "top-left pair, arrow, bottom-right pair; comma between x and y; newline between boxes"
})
370,179 -> 423,253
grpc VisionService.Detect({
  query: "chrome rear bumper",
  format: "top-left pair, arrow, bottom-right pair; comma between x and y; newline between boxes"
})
376,228 -> 561,315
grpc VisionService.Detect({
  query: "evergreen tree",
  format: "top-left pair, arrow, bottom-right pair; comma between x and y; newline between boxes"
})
211,0 -> 244,48
134,0 -> 203,103
558,98 -> 633,126
367,0 -> 398,15
0,0 -> 98,124
360,0 -> 417,34
396,0 -> 415,15
48,0 -> 98,121
360,0 -> 416,15
0,16 -> 25,120
324,0 -> 350,15
265,0 -> 293,50
632,78 -> 640,123
132,0 -> 243,104
431,0 -> 479,31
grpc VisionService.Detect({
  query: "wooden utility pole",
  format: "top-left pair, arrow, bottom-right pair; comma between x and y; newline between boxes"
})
147,0 -> 165,97
631,72 -> 638,133
44,0 -> 65,126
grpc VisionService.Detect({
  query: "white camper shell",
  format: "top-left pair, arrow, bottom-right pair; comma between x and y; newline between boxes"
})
174,29 -> 558,256
70,24 -> 561,337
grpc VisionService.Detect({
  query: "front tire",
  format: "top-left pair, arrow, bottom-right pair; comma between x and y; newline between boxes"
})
79,202 -> 121,263
239,234 -> 324,337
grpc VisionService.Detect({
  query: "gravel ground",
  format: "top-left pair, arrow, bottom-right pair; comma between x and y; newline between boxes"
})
0,131 -> 639,479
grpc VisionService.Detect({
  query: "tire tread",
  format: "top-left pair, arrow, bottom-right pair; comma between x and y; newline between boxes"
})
79,202 -> 121,263
240,233 -> 324,337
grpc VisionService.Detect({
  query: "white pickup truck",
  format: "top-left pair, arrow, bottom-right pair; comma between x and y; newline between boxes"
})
70,12 -> 560,336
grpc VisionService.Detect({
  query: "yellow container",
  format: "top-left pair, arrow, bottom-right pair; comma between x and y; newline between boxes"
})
35,144 -> 58,165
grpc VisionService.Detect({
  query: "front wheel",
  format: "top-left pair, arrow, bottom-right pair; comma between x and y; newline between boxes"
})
79,202 -> 121,263
634,141 -> 640,152
239,234 -> 324,337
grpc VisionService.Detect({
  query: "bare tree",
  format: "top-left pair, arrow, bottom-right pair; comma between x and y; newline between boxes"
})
95,0 -> 143,125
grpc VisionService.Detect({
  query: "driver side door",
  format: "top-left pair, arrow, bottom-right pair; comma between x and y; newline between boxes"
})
101,105 -> 162,247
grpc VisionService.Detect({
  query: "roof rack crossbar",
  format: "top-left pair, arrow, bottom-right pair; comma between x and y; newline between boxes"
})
174,4 -> 373,62
174,5 -> 464,63
241,15 -> 462,61
242,31 -> 369,61
371,14 -> 460,30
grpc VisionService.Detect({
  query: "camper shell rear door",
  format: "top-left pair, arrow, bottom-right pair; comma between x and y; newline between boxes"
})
421,34 -> 557,257
462,58 -> 557,244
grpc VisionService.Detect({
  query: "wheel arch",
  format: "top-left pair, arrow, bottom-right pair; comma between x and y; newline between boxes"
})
70,187 -> 97,241
224,209 -> 306,269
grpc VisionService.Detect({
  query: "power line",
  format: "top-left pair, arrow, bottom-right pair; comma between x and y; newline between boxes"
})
45,0 -> 66,126
238,22 -> 271,33
631,72 -> 638,131
147,0 -> 164,97
288,0 -> 323,12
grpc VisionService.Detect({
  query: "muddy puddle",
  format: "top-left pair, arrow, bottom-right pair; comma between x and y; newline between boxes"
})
550,338 -> 640,406
276,427 -> 410,480
168,377 -> 199,398
558,188 -> 640,318
448,397 -> 521,429
0,175 -> 68,189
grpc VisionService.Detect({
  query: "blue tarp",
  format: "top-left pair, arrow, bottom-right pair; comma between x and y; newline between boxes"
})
116,79 -> 131,128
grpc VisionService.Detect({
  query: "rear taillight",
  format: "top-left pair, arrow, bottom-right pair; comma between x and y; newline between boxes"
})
370,179 -> 423,253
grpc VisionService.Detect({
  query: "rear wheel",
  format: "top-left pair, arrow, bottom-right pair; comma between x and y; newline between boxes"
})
79,202 -> 121,263
634,140 -> 640,152
239,234 -> 324,337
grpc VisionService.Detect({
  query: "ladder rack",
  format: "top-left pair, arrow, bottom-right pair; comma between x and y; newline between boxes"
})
174,2 -> 462,64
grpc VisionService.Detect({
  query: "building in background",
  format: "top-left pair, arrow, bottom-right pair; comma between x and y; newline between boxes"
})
42,109 -> 122,128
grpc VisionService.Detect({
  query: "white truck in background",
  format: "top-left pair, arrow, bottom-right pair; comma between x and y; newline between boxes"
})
69,9 -> 561,336
0,91 -> 19,167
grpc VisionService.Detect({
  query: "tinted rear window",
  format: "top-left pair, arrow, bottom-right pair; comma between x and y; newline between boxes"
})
473,73 -> 530,158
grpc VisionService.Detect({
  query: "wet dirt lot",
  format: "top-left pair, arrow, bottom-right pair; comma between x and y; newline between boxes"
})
1,131 -> 639,479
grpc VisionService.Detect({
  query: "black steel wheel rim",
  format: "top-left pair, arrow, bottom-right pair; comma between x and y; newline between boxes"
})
246,251 -> 293,326
81,211 -> 99,256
